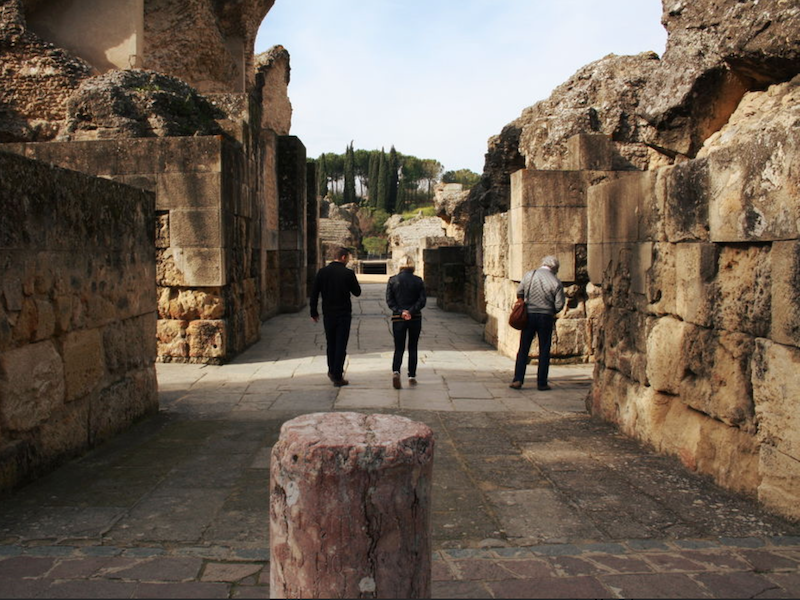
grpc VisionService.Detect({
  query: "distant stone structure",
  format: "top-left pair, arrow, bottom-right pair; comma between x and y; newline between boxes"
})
317,199 -> 361,267
452,0 -> 800,520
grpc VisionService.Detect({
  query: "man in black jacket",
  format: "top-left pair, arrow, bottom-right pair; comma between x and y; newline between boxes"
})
310,247 -> 362,387
386,255 -> 426,389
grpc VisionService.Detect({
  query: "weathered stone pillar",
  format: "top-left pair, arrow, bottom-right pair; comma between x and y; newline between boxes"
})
270,412 -> 434,599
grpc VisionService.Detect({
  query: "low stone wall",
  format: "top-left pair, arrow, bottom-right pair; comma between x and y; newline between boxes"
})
586,80 -> 800,519
0,151 -> 157,492
2,135 -> 267,364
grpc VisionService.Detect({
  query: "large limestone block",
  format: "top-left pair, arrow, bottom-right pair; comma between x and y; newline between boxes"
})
157,319 -> 189,358
0,341 -> 65,431
168,208 -> 224,248
62,329 -> 105,403
553,318 -> 590,359
156,172 -> 222,210
753,339 -> 800,460
509,242 -> 576,283
680,329 -> 756,431
771,241 -> 800,347
713,245 -> 771,338
759,444 -> 800,521
482,213 -> 509,279
645,316 -> 690,395
270,412 -> 433,599
663,161 -> 711,243
157,247 -> 227,287
675,242 -> 717,327
187,320 -> 226,360
587,172 -> 657,245
646,242 -> 677,316
566,133 -> 615,171
158,287 -> 225,320
699,81 -> 800,243
103,314 -> 156,376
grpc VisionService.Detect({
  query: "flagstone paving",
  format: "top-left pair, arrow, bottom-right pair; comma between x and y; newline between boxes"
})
1,283 -> 799,598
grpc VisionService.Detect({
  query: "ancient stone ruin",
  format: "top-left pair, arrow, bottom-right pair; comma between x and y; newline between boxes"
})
1,0 -> 799,527
451,0 -> 800,519
0,0 -> 313,491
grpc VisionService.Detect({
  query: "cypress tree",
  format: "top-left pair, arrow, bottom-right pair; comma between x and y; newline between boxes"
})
377,149 -> 389,213
317,154 -> 329,198
343,142 -> 356,204
388,146 -> 399,214
367,151 -> 380,208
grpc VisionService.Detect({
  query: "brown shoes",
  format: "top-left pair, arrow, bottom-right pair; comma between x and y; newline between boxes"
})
332,378 -> 349,387
509,381 -> 522,389
392,372 -> 402,389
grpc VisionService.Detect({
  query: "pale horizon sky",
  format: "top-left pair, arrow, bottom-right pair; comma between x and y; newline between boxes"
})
255,1 -> 668,174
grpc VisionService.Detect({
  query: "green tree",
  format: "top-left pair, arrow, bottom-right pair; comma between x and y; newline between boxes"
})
367,151 -> 380,208
442,168 -> 481,189
377,149 -> 389,213
354,148 -> 371,199
343,142 -> 356,205
316,154 -> 329,198
421,159 -> 443,198
387,146 -> 399,214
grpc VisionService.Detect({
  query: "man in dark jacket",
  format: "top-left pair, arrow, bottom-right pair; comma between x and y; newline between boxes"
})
386,255 -> 426,389
310,247 -> 361,387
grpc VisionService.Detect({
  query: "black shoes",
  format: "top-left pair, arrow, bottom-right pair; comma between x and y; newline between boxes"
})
537,384 -> 551,391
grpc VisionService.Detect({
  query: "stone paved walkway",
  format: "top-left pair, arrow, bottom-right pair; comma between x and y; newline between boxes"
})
1,283 -> 800,598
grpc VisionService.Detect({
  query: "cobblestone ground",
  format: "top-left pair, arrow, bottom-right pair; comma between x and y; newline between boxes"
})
1,283 -> 799,598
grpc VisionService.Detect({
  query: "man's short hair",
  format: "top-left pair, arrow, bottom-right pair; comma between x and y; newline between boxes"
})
541,255 -> 560,271
332,246 -> 351,260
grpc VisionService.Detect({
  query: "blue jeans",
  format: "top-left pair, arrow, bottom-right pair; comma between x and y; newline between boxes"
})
323,312 -> 351,379
513,313 -> 554,387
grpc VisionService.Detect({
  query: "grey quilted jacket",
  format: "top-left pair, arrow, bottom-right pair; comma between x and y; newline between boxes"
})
516,268 -> 565,315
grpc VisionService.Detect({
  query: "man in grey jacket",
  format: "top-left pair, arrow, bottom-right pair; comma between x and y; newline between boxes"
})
510,255 -> 566,390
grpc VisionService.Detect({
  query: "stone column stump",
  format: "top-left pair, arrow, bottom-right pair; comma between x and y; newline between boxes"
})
270,412 -> 435,599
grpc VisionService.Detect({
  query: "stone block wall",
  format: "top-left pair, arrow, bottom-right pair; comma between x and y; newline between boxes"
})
587,80 -> 800,519
0,151 -> 157,492
2,135 -> 267,364
485,165 -> 608,365
277,136 -> 307,313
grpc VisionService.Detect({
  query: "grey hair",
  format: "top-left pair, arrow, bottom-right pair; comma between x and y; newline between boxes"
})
541,255 -> 560,271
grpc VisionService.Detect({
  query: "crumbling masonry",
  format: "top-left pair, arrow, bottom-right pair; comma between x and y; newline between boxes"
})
0,0 -> 314,491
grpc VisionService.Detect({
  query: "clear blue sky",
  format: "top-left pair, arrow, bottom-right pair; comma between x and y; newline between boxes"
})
255,0 -> 667,174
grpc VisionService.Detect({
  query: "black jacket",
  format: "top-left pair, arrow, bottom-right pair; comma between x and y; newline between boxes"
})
386,270 -> 426,317
310,261 -> 361,318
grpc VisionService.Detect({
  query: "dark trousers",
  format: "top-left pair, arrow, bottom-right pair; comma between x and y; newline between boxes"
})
513,313 -> 554,387
392,318 -> 422,377
323,312 -> 351,379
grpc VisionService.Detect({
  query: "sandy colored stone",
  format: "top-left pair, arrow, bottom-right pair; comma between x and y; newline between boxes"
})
680,328 -> 756,431
61,329 -> 105,403
645,316 -> 689,395
186,320 -> 225,360
270,412 -> 433,599
753,339 -> 800,459
771,241 -> 800,348
0,341 -> 65,431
